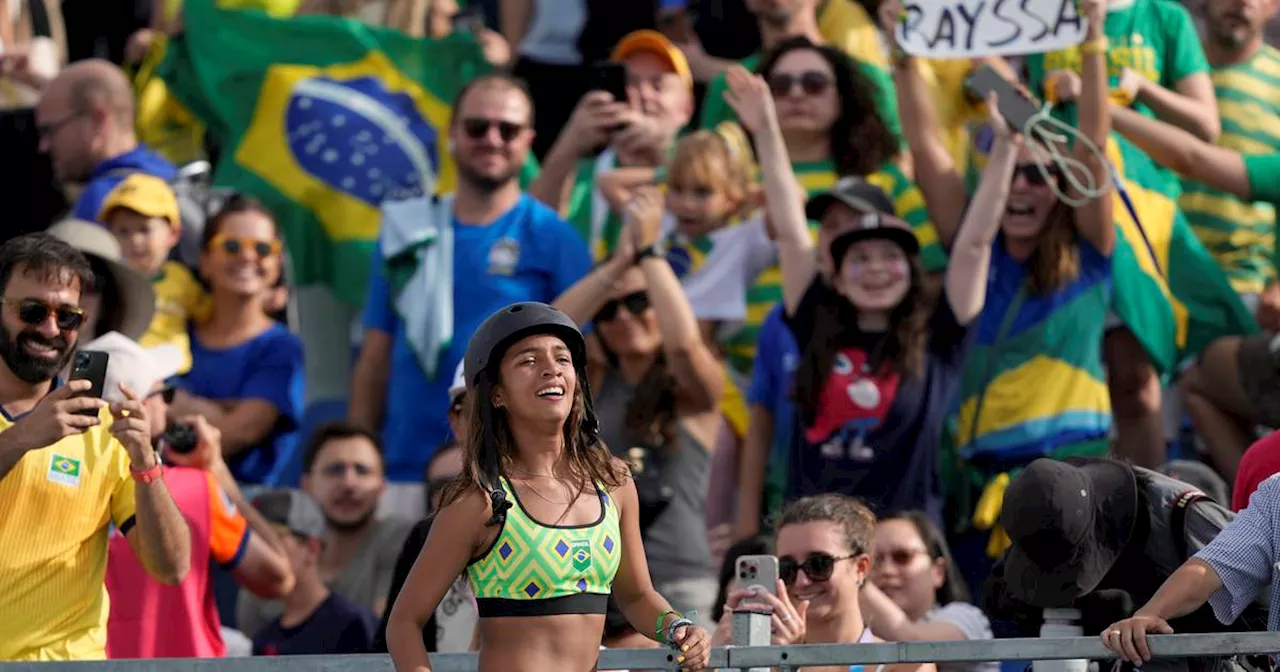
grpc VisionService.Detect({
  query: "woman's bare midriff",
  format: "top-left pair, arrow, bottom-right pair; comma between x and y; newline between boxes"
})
475,613 -> 609,672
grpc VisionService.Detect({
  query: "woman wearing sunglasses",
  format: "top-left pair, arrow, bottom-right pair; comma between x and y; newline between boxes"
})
883,0 -> 1112,540
554,185 -> 726,628
863,512 -> 996,672
167,195 -> 304,487
715,494 -> 935,672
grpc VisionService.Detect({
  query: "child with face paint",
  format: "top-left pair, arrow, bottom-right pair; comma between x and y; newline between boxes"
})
722,64 -> 999,524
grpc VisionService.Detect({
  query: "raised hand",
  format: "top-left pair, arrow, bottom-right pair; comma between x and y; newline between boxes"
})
723,65 -> 776,135
985,92 -> 1023,145
626,186 -> 666,250
878,0 -> 903,49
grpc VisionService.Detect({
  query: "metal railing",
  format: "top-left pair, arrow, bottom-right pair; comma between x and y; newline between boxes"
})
3,615 -> 1278,671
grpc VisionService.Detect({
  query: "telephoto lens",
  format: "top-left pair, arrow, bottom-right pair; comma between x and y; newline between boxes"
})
159,423 -> 198,454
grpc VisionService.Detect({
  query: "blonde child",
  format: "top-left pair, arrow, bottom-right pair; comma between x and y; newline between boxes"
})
100,173 -> 211,372
597,123 -> 774,337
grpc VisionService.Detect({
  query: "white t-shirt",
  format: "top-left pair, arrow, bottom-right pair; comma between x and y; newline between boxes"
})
659,210 -> 777,324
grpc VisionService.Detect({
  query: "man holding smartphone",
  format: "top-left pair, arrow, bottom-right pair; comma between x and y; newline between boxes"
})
529,29 -> 695,260
0,233 -> 190,661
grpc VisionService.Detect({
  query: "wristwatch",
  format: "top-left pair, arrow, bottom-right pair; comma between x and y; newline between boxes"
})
633,244 -> 664,265
131,456 -> 164,485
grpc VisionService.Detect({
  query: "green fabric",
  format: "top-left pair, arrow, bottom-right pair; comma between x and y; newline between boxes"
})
566,156 -> 624,261
1025,0 -> 1209,195
1181,45 -> 1280,295
1245,152 -> 1280,272
954,276 -> 1112,457
160,0 -> 516,306
698,53 -> 903,142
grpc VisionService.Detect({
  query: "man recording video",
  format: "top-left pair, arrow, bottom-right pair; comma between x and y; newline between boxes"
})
93,332 -> 296,658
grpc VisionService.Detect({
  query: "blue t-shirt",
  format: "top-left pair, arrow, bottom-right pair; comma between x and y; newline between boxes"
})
74,146 -> 177,223
782,280 -> 973,525
747,306 -> 800,485
179,322 -> 305,485
253,593 -> 375,655
363,194 -> 591,481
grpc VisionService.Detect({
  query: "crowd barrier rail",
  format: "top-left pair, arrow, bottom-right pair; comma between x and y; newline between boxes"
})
4,615 -> 1278,672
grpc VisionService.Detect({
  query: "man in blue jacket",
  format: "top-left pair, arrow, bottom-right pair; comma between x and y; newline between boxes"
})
36,59 -> 176,223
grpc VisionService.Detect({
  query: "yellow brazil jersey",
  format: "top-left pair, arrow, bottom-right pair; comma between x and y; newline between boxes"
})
0,407 -> 137,661
818,0 -> 889,70
140,261 -> 211,374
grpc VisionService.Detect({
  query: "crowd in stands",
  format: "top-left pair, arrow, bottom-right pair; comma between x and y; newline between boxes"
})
6,0 -> 1280,668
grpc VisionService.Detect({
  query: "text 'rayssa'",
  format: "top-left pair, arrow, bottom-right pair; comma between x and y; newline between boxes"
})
897,0 -> 1086,58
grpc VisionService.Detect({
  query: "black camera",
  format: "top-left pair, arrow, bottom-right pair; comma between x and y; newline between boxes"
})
158,422 -> 198,455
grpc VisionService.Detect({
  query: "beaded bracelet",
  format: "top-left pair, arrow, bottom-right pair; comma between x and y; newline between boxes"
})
655,610 -> 680,642
665,617 -> 696,647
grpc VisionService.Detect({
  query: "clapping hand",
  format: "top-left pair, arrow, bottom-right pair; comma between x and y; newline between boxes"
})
723,66 -> 776,135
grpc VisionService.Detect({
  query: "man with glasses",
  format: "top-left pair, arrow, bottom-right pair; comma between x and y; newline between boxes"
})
93,332 -> 295,659
0,233 -> 190,660
350,73 -> 590,521
236,421 -> 413,640
35,59 -> 176,225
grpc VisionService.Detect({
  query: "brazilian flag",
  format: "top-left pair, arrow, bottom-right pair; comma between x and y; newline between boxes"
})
970,126 -> 1258,371
159,0 -> 494,306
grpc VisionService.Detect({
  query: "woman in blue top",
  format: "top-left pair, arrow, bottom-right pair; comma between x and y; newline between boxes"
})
169,196 -> 303,485
385,303 -> 711,672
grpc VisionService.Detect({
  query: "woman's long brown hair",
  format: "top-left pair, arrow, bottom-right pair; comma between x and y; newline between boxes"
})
438,369 -> 629,513
793,255 -> 933,426
1024,200 -> 1081,294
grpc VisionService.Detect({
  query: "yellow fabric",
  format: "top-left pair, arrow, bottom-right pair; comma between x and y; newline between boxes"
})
721,370 -> 749,438
133,34 -> 206,167
0,407 -> 137,661
918,58 -> 985,171
818,0 -> 889,70
140,261 -> 211,374
986,525 -> 1012,558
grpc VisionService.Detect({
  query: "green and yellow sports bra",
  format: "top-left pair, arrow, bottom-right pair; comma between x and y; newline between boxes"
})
466,477 -> 622,617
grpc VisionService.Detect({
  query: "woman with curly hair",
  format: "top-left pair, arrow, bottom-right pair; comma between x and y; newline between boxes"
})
723,59 -> 997,522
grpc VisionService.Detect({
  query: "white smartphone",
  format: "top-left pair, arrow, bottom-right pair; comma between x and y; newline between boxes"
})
736,554 -> 780,596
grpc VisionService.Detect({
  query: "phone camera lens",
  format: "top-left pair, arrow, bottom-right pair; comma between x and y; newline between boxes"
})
74,352 -> 89,368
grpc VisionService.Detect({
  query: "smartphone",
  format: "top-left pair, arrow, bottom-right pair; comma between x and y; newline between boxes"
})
591,62 -> 630,104
69,350 -> 109,416
736,554 -> 780,596
965,65 -> 1041,132
454,6 -> 484,35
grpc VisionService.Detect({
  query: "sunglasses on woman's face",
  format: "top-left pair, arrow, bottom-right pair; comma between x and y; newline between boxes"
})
767,70 -> 832,98
2,298 -> 85,331
779,552 -> 857,585
594,291 -> 650,323
461,117 -> 525,143
874,548 -> 929,567
148,385 -> 177,404
1011,163 -> 1062,186
209,233 -> 281,259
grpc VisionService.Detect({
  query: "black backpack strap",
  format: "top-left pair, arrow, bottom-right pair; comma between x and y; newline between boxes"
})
27,0 -> 51,39
1171,489 -> 1210,561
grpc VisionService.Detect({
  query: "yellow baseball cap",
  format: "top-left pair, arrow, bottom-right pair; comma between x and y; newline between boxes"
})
99,173 -> 181,230
610,29 -> 693,92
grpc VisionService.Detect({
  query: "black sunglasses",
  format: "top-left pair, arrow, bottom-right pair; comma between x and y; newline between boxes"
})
461,117 -> 525,142
149,385 -> 177,404
2,298 -> 85,331
595,291 -> 650,323
779,552 -> 857,585
1012,163 -> 1062,186
767,70 -> 832,98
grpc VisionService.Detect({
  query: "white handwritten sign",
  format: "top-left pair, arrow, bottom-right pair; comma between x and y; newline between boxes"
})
895,0 -> 1087,59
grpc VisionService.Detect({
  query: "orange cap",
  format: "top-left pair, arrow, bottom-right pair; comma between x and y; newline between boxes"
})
610,29 -> 694,92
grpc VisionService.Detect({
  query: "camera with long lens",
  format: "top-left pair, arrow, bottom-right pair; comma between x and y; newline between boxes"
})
158,422 -> 198,455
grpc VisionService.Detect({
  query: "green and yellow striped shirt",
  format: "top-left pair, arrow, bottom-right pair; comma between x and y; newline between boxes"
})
1181,45 -> 1280,296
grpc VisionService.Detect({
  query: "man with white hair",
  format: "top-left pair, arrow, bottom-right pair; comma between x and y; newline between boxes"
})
92,333 -> 296,659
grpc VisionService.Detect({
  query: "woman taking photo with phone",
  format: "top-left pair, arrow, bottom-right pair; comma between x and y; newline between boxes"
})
712,494 -> 935,672
385,302 -> 711,672
720,57 -> 1000,522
